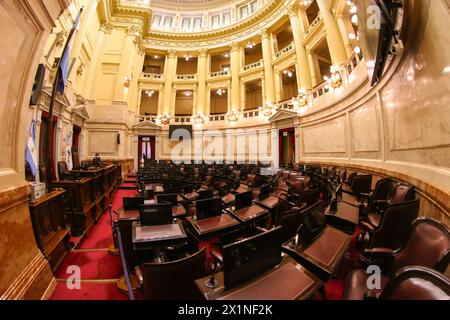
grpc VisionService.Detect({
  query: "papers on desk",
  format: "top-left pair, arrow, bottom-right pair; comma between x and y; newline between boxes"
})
135,224 -> 184,242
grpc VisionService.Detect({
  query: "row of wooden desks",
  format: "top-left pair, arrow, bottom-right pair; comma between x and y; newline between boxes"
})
195,255 -> 322,300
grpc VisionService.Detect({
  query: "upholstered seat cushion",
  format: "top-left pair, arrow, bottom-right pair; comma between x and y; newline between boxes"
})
368,213 -> 382,228
342,269 -> 389,300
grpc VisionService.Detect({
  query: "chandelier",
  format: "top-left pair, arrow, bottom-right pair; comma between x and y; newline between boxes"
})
300,0 -> 313,6
191,112 -> 207,124
158,112 -> 171,125
227,110 -> 240,122
324,66 -> 342,89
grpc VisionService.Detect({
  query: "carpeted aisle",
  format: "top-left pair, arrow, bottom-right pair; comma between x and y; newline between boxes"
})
50,183 -> 139,300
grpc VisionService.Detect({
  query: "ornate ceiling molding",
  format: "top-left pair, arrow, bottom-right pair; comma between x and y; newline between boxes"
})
107,0 -> 153,36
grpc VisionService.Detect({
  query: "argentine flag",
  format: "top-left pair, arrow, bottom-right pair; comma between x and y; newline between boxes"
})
25,121 -> 38,177
56,8 -> 82,93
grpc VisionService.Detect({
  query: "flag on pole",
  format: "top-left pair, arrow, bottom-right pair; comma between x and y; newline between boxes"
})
56,8 -> 83,93
25,121 -> 38,177
65,133 -> 73,171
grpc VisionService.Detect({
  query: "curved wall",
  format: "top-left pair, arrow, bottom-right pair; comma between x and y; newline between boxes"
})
297,0 -> 450,224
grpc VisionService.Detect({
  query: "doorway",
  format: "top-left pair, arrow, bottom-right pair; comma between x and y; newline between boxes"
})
279,128 -> 295,168
138,136 -> 155,165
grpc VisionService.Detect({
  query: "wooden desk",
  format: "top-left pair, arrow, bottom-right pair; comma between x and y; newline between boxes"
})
53,178 -> 96,236
227,204 -> 268,224
325,201 -> 359,233
132,220 -> 187,251
255,195 -> 280,210
29,190 -> 70,272
195,256 -> 322,300
282,226 -> 352,280
186,213 -> 240,240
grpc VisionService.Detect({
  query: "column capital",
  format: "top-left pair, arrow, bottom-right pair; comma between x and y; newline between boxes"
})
100,22 -> 113,34
259,29 -> 270,39
167,49 -> 177,58
127,25 -> 142,37
287,5 -> 298,18
198,48 -> 208,57
229,42 -> 240,52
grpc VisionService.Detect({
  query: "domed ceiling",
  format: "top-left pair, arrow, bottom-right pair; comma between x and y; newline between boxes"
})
126,0 -> 239,9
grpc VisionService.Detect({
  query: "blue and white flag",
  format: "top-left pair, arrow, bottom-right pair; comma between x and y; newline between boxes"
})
56,8 -> 82,93
25,121 -> 38,177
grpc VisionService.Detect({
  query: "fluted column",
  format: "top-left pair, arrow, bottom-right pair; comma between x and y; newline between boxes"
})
69,0 -> 100,83
316,0 -> 348,66
114,25 -> 141,102
196,48 -> 208,114
289,9 -> 312,89
260,29 -> 276,103
307,51 -> 320,87
83,23 -> 112,98
229,42 -> 241,112
336,13 -> 354,58
163,49 -> 178,114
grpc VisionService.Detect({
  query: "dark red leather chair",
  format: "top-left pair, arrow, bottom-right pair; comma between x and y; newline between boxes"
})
379,266 -> 450,300
343,218 -> 450,300
141,247 -> 207,300
358,178 -> 396,215
359,199 -> 420,253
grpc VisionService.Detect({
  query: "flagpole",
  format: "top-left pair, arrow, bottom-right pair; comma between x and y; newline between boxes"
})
45,7 -> 83,192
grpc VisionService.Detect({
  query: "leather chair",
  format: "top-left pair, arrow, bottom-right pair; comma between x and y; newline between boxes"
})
57,161 -> 74,180
141,247 -> 207,300
358,178 -> 396,216
343,217 -> 450,300
378,266 -> 450,300
359,199 -> 420,254
287,180 -> 306,202
297,188 -> 321,207
343,174 -> 372,202
361,183 -> 416,231
277,206 -> 305,243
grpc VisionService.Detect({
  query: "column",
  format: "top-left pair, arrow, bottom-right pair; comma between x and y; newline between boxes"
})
69,0 -> 100,83
229,42 -> 241,112
271,127 -> 279,168
157,85 -> 164,115
114,25 -> 141,102
316,0 -> 348,66
240,80 -> 246,111
307,51 -> 320,87
260,29 -> 275,103
83,23 -> 112,98
129,45 -> 146,113
336,14 -> 354,58
274,70 -> 282,102
196,48 -> 208,114
288,9 -> 312,89
162,49 -> 177,114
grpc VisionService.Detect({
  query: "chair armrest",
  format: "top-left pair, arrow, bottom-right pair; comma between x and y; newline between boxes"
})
372,200 -> 389,206
359,193 -> 371,199
256,226 -> 270,233
210,250 -> 223,265
134,266 -> 143,285
363,247 -> 395,260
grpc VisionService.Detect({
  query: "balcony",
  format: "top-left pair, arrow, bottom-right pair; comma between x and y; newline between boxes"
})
175,74 -> 197,81
141,73 -> 164,81
274,42 -> 295,60
304,14 -> 322,37
208,70 -> 230,79
242,60 -> 263,73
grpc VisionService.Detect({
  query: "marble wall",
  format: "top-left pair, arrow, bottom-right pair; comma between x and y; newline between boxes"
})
0,0 -> 69,300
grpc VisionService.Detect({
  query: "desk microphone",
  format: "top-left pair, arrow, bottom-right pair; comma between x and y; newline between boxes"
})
205,261 -> 218,289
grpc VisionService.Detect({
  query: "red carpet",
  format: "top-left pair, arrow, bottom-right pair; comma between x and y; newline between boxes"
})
55,251 -> 123,280
76,213 -> 113,249
51,282 -> 129,300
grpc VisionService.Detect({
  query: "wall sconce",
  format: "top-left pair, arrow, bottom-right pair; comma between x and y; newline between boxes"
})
124,75 -> 132,87
191,112 -> 207,124
259,101 -> 275,117
227,110 -> 240,122
158,112 -> 171,124
77,63 -> 85,77
324,66 -> 342,89
300,0 -> 313,6
145,90 -> 155,97
297,88 -> 308,107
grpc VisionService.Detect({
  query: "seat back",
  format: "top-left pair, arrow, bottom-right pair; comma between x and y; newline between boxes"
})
390,218 -> 450,275
388,183 -> 415,204
297,189 -> 321,207
381,266 -> 450,300
58,161 -> 70,179
350,174 -> 372,197
297,201 -> 327,242
123,196 -> 144,211
371,199 -> 420,250
371,178 -> 396,201
278,207 -> 304,243
289,180 -> 305,195
141,247 -> 207,300
139,204 -> 173,226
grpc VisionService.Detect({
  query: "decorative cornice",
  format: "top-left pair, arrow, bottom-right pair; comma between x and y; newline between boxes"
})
109,0 -> 152,35
100,22 -> 114,34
